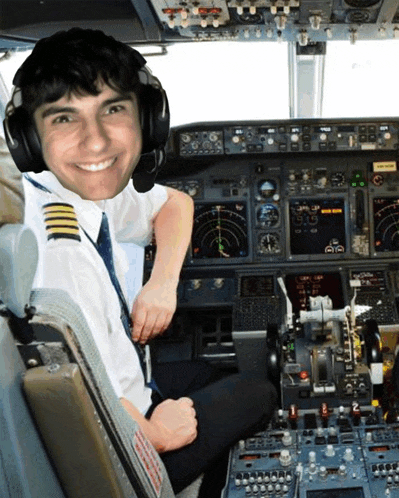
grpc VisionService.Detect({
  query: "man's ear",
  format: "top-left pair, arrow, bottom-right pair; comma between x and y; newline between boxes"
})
4,106 -> 47,174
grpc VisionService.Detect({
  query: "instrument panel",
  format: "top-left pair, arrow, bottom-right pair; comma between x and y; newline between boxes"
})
158,134 -> 399,266
144,118 -> 399,336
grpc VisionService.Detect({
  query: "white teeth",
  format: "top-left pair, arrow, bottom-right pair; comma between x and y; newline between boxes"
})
76,157 -> 116,172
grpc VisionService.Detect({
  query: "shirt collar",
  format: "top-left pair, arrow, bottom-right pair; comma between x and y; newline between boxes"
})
27,171 -> 106,242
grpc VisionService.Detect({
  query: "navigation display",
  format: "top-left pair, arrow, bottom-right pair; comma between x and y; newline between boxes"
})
192,202 -> 249,259
373,197 -> 399,252
289,198 -> 346,255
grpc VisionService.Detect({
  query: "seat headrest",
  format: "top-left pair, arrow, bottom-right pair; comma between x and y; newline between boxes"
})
0,224 -> 38,318
0,136 -> 24,226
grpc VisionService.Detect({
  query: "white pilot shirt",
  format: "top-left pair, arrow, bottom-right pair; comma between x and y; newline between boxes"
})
23,171 -> 168,414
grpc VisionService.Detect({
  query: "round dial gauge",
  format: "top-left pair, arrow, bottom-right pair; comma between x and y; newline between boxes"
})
330,172 -> 345,187
258,179 -> 277,198
258,233 -> 281,255
192,203 -> 249,259
257,203 -> 279,227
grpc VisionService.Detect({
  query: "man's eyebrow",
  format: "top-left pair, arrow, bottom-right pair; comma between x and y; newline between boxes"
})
40,106 -> 77,119
40,94 -> 134,120
102,95 -> 133,107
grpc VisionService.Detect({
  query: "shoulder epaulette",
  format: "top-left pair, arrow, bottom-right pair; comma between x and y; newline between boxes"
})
42,203 -> 81,242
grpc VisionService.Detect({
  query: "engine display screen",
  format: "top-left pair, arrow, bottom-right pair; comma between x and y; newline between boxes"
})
289,198 -> 346,255
285,272 -> 344,312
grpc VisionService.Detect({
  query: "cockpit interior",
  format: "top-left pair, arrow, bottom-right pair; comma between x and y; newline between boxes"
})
2,1 -> 399,497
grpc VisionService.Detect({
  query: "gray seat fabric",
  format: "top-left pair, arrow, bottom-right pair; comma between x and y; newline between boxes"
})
0,314 -> 66,498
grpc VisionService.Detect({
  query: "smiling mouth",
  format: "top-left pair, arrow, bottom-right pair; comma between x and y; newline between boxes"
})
75,156 -> 117,172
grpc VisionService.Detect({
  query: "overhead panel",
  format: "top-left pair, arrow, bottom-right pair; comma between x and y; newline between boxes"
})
151,0 -> 399,44
1,0 -> 399,46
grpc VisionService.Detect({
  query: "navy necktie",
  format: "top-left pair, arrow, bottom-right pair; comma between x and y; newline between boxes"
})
96,212 -> 148,378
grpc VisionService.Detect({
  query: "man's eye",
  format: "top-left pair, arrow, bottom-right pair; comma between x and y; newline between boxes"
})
107,105 -> 124,114
53,115 -> 72,124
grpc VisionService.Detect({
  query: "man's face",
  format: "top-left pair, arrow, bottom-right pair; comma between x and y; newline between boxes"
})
34,83 -> 142,200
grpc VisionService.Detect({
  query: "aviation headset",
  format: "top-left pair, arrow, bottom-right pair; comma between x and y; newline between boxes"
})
3,38 -> 170,193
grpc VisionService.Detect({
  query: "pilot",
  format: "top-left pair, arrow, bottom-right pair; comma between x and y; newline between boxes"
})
3,28 -> 277,494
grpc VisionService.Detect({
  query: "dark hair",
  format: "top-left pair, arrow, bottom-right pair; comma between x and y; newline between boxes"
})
15,28 -> 145,116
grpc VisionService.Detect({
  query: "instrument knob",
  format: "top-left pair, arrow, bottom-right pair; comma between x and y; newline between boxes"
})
282,431 -> 292,446
279,449 -> 292,467
232,135 -> 241,144
325,444 -> 335,457
319,466 -> 327,478
213,278 -> 225,289
344,448 -> 354,462
190,279 -> 202,290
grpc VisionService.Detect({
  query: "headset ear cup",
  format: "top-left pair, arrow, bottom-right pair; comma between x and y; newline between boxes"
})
140,84 -> 170,154
4,107 -> 47,173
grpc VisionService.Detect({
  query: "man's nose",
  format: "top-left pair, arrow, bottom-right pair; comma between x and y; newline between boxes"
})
81,118 -> 110,153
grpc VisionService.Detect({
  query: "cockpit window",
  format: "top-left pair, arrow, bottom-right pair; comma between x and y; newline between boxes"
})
1,50 -> 31,93
136,41 -> 290,127
6,39 -> 399,126
323,40 -> 399,119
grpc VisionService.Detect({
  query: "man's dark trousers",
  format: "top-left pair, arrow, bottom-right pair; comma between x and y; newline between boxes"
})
149,360 -> 277,493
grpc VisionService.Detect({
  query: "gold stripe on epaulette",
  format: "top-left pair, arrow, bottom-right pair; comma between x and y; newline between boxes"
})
43,204 -> 76,214
45,212 -> 77,219
45,219 -> 79,227
42,203 -> 81,242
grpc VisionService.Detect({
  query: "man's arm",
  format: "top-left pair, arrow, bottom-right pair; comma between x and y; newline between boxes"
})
131,187 -> 194,344
120,396 -> 197,453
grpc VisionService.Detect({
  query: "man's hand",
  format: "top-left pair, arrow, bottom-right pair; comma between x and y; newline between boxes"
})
149,397 -> 198,453
131,278 -> 177,344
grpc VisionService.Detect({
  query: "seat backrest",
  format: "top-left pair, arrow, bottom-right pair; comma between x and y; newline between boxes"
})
25,287 -> 175,498
0,313 -> 66,498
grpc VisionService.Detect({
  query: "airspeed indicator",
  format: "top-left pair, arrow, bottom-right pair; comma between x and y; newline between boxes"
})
192,202 -> 249,259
